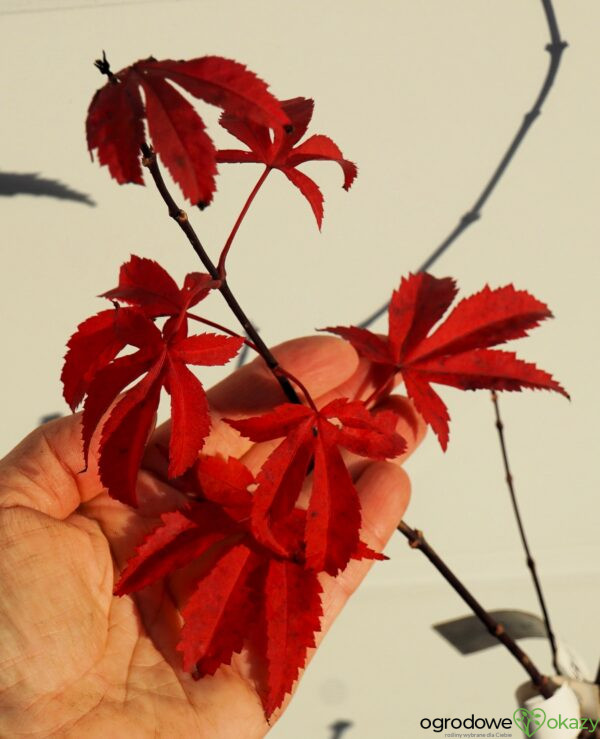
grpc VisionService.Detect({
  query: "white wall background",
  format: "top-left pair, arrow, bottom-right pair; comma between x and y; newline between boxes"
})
1,1 -> 598,737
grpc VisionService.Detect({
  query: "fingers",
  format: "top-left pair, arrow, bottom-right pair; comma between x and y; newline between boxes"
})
318,461 -> 412,639
340,393 -> 428,481
0,414 -> 104,519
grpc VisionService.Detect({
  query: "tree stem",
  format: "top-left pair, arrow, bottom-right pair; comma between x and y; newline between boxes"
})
140,143 -> 300,405
397,520 -> 555,699
491,391 -> 560,674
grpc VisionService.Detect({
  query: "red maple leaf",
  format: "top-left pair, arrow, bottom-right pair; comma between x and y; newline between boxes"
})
115,455 -> 383,718
216,97 -> 357,228
324,272 -> 569,449
86,55 -> 290,206
100,253 -> 215,318
226,398 -> 405,575
61,257 -> 243,505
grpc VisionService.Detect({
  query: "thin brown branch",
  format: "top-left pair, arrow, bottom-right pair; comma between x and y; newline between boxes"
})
359,0 -> 567,328
140,143 -> 300,405
491,391 -> 560,674
397,520 -> 556,699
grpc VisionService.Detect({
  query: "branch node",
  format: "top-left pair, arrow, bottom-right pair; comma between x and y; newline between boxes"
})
524,111 -> 540,126
546,40 -> 568,54
176,209 -> 188,223
460,211 -> 480,227
494,623 -> 505,637
142,154 -> 155,168
409,529 -> 424,549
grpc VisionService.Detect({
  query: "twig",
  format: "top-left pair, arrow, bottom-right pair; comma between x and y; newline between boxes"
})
491,391 -> 560,674
358,0 -> 567,329
397,520 -> 555,699
140,143 -> 300,405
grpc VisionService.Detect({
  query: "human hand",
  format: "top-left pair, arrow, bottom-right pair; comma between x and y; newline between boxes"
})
0,336 -> 425,738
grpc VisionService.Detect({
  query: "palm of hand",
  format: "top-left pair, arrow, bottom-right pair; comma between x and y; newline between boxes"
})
0,339 -> 423,738
1,449 -> 274,738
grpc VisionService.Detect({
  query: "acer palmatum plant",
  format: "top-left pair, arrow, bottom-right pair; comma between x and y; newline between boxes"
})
61,52 -> 568,719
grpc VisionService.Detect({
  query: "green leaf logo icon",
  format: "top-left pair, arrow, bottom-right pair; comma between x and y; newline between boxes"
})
513,707 -> 547,737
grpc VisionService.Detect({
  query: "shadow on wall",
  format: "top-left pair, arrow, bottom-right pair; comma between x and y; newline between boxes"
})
38,413 -> 63,426
0,171 -> 95,205
329,720 -> 353,738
